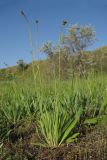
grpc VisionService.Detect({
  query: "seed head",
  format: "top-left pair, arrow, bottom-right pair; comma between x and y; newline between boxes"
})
20,10 -> 29,23
62,20 -> 67,26
20,10 -> 25,16
36,20 -> 39,24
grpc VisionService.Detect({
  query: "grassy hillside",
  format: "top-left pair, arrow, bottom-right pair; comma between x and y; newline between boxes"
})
1,46 -> 107,82
0,46 -> 107,159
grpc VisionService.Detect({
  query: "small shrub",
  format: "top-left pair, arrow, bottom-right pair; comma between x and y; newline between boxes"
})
17,59 -> 28,72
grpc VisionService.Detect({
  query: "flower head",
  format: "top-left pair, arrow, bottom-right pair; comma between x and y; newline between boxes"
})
62,20 -> 67,26
36,20 -> 39,24
20,10 -> 25,16
20,10 -> 29,23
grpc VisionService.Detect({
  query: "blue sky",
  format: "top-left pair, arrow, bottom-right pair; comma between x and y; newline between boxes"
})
0,0 -> 107,68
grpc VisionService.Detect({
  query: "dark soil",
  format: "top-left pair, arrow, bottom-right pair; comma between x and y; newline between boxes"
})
1,127 -> 107,160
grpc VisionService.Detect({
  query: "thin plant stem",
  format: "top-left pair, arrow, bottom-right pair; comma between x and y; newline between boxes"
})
20,11 -> 36,83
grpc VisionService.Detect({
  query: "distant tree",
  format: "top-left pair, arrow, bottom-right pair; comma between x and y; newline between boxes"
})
62,24 -> 95,53
17,59 -> 28,71
42,24 -> 95,57
62,24 -> 96,77
63,24 -> 96,54
41,24 -> 96,78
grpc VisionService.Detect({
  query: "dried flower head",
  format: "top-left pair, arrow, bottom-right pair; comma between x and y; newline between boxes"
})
62,20 -> 67,26
20,10 -> 25,16
20,10 -> 29,23
36,20 -> 39,24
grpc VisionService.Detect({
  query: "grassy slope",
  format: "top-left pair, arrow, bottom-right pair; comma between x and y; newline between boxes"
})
0,45 -> 107,81
0,46 -> 107,159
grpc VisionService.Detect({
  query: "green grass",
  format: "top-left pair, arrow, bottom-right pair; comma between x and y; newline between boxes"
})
0,74 -> 107,138
0,63 -> 107,159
